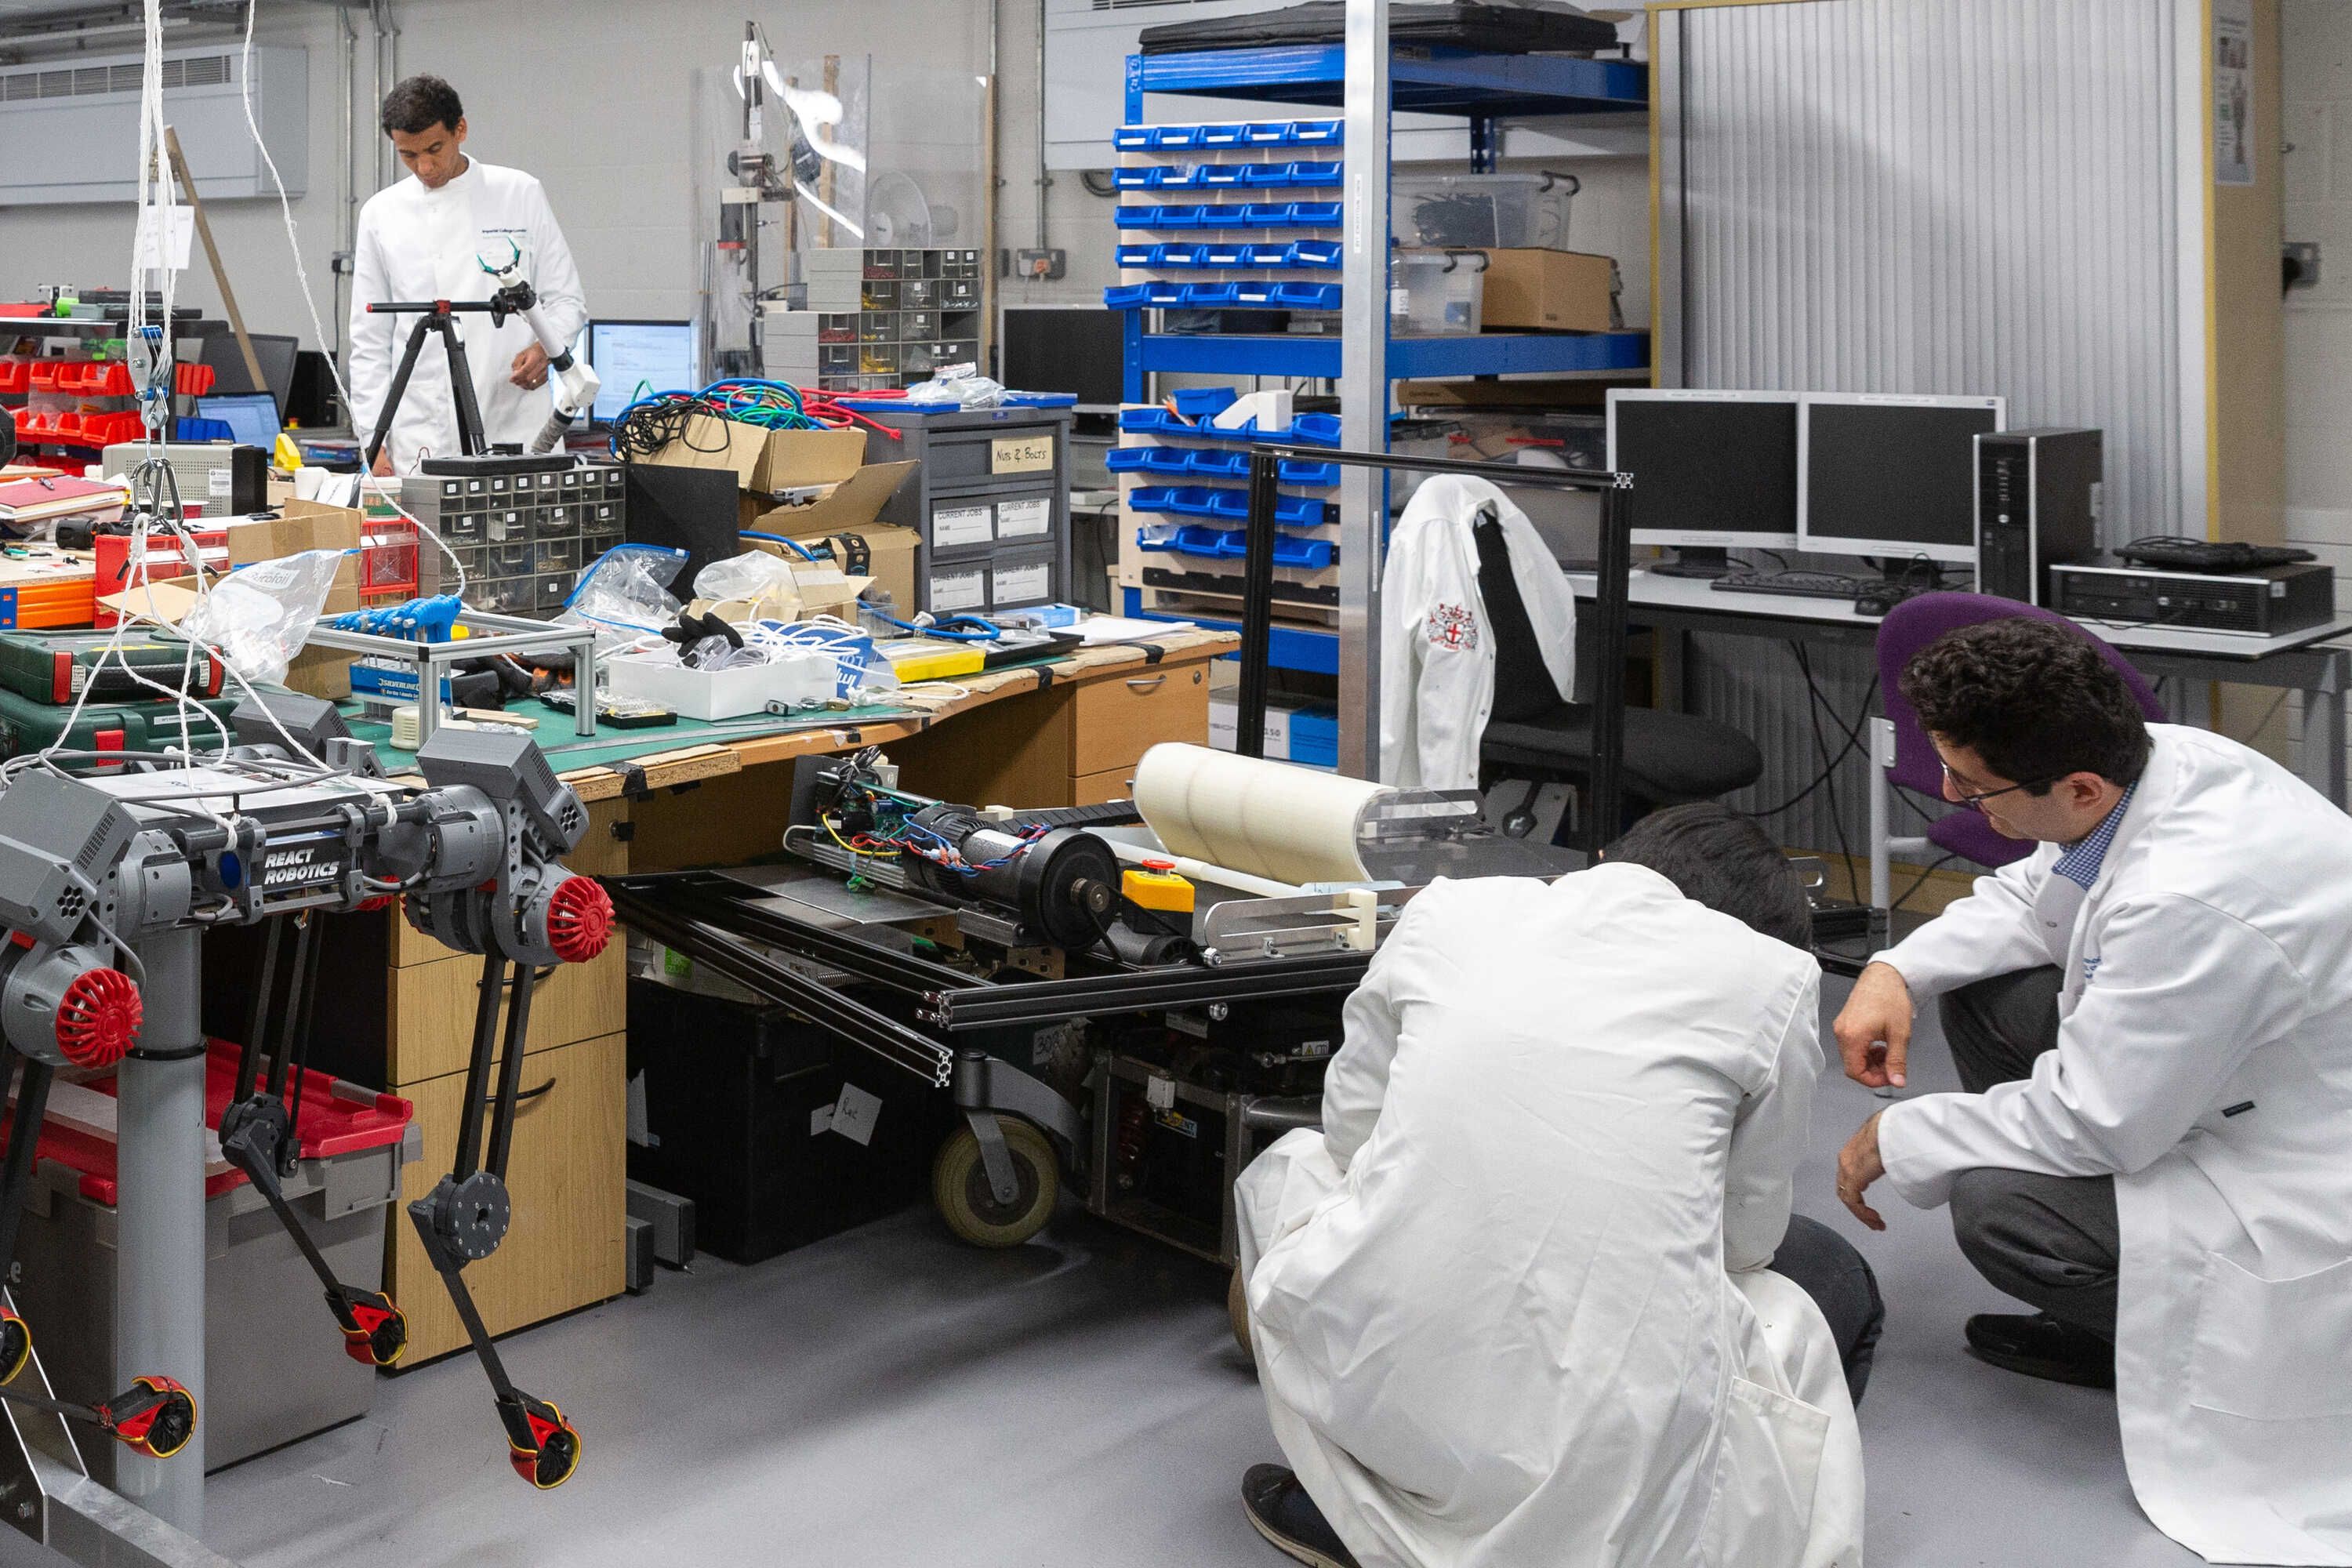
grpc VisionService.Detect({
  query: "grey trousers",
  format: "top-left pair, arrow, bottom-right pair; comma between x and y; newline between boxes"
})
1774,1214 -> 1886,1403
1936,967 -> 2121,1339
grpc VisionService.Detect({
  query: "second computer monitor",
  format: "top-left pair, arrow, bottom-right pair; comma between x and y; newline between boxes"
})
581,320 -> 697,423
1798,394 -> 2005,564
1607,389 -> 1802,555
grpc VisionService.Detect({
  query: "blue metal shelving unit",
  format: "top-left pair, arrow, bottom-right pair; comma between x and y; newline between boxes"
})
1113,34 -> 1650,678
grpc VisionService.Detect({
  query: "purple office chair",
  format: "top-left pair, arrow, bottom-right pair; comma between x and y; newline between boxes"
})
1868,593 -> 2165,907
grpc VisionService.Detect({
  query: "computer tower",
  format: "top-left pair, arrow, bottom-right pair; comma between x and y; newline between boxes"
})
1973,427 -> 2102,604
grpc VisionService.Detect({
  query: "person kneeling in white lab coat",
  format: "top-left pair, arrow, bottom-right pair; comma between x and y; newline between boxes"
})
1235,805 -> 1877,1568
1833,617 -> 2352,1566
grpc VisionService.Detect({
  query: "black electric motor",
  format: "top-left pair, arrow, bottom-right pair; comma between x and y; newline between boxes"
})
900,806 -> 1120,949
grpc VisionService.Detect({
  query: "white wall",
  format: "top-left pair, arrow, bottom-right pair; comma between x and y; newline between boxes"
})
2285,0 -> 2352,604
0,0 -> 1650,372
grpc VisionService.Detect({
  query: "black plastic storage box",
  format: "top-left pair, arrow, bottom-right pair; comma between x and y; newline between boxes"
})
623,978 -> 956,1264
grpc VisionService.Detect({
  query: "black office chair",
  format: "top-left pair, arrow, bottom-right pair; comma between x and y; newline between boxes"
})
1472,512 -> 1762,839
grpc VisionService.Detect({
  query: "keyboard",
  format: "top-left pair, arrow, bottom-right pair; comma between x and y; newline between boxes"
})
1708,569 -> 1862,600
2118,536 -> 2316,572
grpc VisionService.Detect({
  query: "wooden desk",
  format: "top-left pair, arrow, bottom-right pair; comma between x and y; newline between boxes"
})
366,629 -> 1235,1361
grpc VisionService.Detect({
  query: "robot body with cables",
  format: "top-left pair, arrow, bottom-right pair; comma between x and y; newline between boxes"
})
0,697 -> 612,1533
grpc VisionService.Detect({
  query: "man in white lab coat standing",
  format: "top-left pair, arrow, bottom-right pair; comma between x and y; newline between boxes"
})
1835,617 -> 2352,1566
1236,804 -> 1877,1568
348,75 -> 586,475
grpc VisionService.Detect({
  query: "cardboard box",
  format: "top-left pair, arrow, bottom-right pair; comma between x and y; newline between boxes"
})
1477,249 -> 1621,334
646,417 -> 918,531
744,517 -> 919,615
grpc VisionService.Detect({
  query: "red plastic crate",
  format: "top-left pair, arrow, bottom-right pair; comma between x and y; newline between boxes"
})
16,1038 -> 413,1208
173,363 -> 216,398
0,361 -> 27,395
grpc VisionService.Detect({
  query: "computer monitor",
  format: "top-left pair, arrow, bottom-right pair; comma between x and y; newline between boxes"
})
578,320 -> 697,423
198,392 -> 281,449
1000,307 -> 1125,411
198,332 -> 297,408
1798,394 -> 2005,566
1607,389 -> 1802,576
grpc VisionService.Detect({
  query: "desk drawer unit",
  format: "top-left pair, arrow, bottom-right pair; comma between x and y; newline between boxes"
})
864,405 -> 1074,615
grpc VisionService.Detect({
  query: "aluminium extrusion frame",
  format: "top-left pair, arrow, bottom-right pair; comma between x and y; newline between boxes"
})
1237,445 -> 1635,852
303,611 -> 598,748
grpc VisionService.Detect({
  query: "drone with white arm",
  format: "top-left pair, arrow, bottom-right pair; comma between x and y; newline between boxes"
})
478,241 -> 602,455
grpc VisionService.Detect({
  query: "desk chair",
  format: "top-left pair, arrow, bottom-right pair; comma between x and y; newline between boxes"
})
1475,514 -> 1764,839
1867,592 -> 2164,912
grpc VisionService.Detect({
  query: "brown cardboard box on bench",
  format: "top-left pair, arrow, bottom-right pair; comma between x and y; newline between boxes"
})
1478,249 -> 1622,334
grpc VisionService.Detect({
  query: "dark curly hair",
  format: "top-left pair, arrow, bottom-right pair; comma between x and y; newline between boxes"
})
1900,619 -> 2151,790
1605,802 -> 1812,950
381,75 -> 463,138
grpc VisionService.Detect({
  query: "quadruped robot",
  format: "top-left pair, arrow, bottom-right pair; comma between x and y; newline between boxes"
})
0,694 -> 614,1540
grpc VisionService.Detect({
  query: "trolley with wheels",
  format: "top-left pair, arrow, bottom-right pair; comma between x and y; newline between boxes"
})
601,744 -> 1578,1261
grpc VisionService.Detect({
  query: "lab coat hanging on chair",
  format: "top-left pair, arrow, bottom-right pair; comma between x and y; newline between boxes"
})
1377,475 -> 1578,789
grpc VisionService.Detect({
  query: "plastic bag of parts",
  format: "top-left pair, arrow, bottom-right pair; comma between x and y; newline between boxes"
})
557,543 -> 687,652
902,363 -> 1005,409
746,620 -> 899,701
181,548 -> 347,688
692,550 -> 800,608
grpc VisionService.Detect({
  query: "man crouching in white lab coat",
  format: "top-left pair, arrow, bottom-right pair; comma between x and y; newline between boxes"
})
1835,617 -> 2352,1566
1235,804 -> 1874,1568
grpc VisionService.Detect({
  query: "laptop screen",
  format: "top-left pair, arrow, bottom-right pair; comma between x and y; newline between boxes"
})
198,392 -> 281,449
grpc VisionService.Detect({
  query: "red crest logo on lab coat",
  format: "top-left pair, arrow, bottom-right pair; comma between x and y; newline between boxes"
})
1428,602 -> 1480,652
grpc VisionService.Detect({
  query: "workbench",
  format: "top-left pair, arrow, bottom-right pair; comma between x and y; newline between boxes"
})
299,627 -> 1235,1363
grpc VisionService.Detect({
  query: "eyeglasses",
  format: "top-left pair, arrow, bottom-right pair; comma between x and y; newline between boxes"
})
1941,760 -> 2060,811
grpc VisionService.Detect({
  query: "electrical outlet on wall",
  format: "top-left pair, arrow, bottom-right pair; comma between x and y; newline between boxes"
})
1004,248 -> 1067,281
2285,241 -> 2321,290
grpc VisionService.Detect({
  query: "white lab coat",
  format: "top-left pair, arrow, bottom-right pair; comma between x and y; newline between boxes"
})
1878,724 -> 2352,1566
1378,475 -> 1577,790
347,157 -> 586,473
1236,865 -> 1864,1568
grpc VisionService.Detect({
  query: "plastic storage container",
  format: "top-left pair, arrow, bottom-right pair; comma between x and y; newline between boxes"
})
1391,172 -> 1577,249
12,1040 -> 415,1490
1390,249 -> 1488,336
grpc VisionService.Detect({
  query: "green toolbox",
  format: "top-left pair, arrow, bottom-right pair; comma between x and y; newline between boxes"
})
0,682 -> 241,759
0,630 -> 225,706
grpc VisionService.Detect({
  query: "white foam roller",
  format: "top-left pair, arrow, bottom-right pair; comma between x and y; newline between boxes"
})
1131,742 -> 1392,886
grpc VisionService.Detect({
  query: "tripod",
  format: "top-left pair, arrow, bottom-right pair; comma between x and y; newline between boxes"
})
361,296 -> 514,471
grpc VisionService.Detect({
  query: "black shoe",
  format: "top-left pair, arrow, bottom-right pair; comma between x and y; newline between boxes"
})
1241,1465 -> 1359,1568
1965,1312 -> 2117,1388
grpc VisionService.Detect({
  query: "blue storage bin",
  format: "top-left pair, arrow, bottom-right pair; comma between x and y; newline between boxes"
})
1199,244 -> 1250,267
1274,535 -> 1334,568
1290,201 -> 1343,227
1156,167 -> 1204,190
1158,205 -> 1210,229
1105,447 -> 1153,473
1115,245 -> 1160,268
1170,524 -> 1237,558
1278,459 -> 1340,488
1273,495 -> 1330,528
1187,449 -> 1250,479
1143,447 -> 1196,474
1272,282 -> 1341,310
1243,244 -> 1294,268
1120,408 -> 1173,435
1239,203 -> 1295,228
1207,489 -> 1251,520
1182,283 -> 1241,307
1291,121 -> 1342,146
1288,413 -> 1343,446
1102,281 -> 1185,309
1133,486 -> 1223,517
1112,126 -> 1154,151
1148,125 -> 1203,150
1170,386 -> 1237,418
1199,164 -> 1245,187
1244,122 -> 1294,145
1291,240 -> 1343,269
1233,281 -> 1278,306
1113,167 -> 1154,189
1198,122 -> 1246,147
1290,161 -> 1342,186
1115,205 -> 1164,228
1241,162 -> 1294,187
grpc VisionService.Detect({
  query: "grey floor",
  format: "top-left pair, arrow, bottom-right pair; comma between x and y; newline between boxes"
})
202,978 -> 2200,1568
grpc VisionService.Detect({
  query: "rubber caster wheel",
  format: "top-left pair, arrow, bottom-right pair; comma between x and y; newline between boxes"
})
339,1291 -> 408,1368
0,1310 -> 29,1386
113,1377 -> 197,1461
1229,1267 -> 1254,1363
932,1118 -> 1058,1248
509,1403 -> 582,1490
